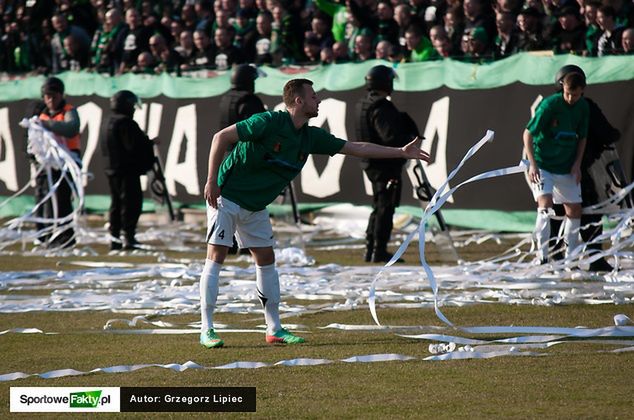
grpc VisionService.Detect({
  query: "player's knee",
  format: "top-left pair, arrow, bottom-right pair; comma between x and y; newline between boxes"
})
207,244 -> 228,263
250,247 -> 275,265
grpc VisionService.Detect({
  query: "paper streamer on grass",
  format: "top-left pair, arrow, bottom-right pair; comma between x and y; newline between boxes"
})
0,351 -> 522,382
0,118 -> 84,250
369,130 -> 528,327
3,337 -> 632,383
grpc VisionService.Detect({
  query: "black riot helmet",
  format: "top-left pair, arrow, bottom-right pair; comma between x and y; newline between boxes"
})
41,76 -> 65,96
110,90 -> 140,117
365,65 -> 396,94
231,64 -> 259,92
555,65 -> 586,90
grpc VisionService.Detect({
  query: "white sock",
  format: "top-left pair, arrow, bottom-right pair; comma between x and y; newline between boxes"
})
535,208 -> 551,262
200,259 -> 222,333
564,217 -> 581,258
256,263 -> 281,335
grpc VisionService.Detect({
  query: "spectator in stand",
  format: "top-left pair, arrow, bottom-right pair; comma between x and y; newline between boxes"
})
463,0 -> 496,43
131,51 -> 155,74
429,25 -> 448,46
184,29 -> 216,71
375,39 -> 395,60
238,0 -> 260,20
303,34 -> 322,64
373,1 -> 400,46
409,0 -> 428,24
149,33 -> 181,75
314,0 -> 349,43
140,1 -> 160,26
118,8 -> 152,74
175,30 -> 196,64
394,3 -> 415,52
170,19 -> 184,45
444,4 -> 466,54
427,0 -> 450,28
254,11 -> 276,65
91,8 -> 125,75
213,8 -> 234,34
180,3 -> 199,33
50,13 -> 90,74
222,0 -> 239,15
271,4 -> 305,63
352,33 -> 374,61
332,41 -> 351,63
553,6 -> 586,54
60,33 -> 90,71
464,25 -> 494,62
57,0 -> 98,37
621,28 -> 634,54
584,1 -> 601,56
460,27 -> 472,55
195,0 -> 215,34
609,0 -> 634,27
433,34 -> 455,57
34,19 -> 55,74
212,26 -> 244,71
495,0 -> 523,15
516,7 -> 548,51
596,5 -> 626,56
320,46 -> 334,63
233,9 -> 258,62
310,13 -> 335,49
343,10 -> 365,55
404,24 -> 435,61
494,11 -> 519,59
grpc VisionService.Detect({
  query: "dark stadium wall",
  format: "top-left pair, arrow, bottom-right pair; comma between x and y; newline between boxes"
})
0,80 -> 632,211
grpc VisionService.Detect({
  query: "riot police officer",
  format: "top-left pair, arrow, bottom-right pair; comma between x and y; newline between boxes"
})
219,64 -> 267,254
549,65 -> 621,272
219,63 -> 266,128
102,90 -> 155,250
356,65 -> 420,263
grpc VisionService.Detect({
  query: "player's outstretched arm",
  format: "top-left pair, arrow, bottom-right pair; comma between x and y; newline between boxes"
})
204,125 -> 239,208
339,136 -> 430,162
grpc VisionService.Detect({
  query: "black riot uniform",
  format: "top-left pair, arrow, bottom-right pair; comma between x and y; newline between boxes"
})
356,65 -> 419,263
550,65 -> 621,272
102,90 -> 155,250
219,64 -> 265,128
219,64 -> 266,254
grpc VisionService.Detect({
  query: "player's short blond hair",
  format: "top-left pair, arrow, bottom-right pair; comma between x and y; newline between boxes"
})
283,79 -> 313,108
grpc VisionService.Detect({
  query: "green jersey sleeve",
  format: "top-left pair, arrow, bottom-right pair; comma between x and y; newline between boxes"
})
308,126 -> 347,156
526,96 -> 555,136
235,111 -> 272,142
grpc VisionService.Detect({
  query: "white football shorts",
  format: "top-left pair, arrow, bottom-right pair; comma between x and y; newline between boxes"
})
206,196 -> 275,248
530,168 -> 582,204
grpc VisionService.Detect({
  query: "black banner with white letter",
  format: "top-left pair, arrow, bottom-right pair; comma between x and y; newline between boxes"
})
1,81 -> 632,211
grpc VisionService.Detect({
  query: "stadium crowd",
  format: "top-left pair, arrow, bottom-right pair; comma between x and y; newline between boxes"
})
1,0 -> 633,77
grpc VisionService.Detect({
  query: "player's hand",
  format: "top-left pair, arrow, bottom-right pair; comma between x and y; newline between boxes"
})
204,180 -> 221,208
402,136 -> 431,162
528,164 -> 540,184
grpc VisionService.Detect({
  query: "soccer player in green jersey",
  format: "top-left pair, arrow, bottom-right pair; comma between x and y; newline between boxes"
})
523,71 -> 589,265
199,78 -> 430,348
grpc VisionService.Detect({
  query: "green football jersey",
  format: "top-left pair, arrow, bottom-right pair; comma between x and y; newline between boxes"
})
218,110 -> 346,211
526,93 -> 589,174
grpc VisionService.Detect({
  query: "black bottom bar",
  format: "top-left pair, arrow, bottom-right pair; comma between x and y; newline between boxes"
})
120,387 -> 256,412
